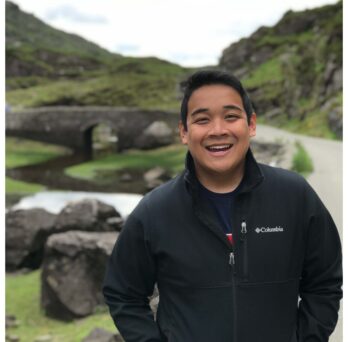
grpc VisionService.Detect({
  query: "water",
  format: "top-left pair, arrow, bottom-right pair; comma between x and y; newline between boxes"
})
11,191 -> 143,218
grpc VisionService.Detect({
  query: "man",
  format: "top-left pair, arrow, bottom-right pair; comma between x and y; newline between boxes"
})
103,70 -> 342,342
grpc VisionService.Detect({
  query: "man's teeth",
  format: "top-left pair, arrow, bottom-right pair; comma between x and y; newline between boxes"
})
206,144 -> 232,151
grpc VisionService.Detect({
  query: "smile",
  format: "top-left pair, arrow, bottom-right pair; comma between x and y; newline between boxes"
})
205,144 -> 233,152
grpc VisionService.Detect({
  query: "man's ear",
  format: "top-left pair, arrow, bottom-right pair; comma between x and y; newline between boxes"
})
249,113 -> 257,137
178,121 -> 188,145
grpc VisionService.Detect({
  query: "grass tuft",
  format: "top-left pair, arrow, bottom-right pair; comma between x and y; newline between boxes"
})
291,141 -> 313,177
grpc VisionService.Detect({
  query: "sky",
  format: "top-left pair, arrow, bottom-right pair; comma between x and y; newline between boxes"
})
10,0 -> 339,67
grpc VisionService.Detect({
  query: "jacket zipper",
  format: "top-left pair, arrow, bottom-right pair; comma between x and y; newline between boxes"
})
240,220 -> 248,281
228,249 -> 237,342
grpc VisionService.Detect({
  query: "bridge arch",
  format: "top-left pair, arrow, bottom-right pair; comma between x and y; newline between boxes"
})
82,120 -> 119,158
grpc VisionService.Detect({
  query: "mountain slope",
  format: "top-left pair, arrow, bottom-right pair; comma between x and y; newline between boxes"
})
219,1 -> 342,138
5,1 -> 188,110
6,1 -> 118,80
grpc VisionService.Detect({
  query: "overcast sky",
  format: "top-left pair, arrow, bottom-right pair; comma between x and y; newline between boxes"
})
11,0 -> 339,67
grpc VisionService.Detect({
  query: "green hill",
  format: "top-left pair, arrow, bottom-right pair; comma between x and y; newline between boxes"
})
6,1 -> 117,80
5,1 -> 189,110
219,1 -> 342,138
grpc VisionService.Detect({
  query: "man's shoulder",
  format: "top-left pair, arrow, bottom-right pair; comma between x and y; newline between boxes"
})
258,162 -> 310,191
132,172 -> 186,215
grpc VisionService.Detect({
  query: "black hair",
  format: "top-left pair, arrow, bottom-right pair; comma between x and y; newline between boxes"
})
180,70 -> 254,130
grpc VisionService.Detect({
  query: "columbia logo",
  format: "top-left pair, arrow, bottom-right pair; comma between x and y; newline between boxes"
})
255,226 -> 284,233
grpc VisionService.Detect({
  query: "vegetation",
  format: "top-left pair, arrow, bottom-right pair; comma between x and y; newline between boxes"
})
222,2 -> 342,140
6,137 -> 70,168
7,57 -> 188,110
6,271 -> 117,342
243,57 -> 283,88
291,142 -> 313,177
66,144 -> 187,181
6,137 -> 70,194
6,177 -> 45,194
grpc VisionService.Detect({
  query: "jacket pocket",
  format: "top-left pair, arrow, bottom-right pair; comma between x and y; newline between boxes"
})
237,278 -> 299,342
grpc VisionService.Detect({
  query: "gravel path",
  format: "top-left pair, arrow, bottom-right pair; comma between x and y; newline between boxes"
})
254,124 -> 342,342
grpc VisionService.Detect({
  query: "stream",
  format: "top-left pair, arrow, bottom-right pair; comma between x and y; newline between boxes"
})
6,151 -> 147,215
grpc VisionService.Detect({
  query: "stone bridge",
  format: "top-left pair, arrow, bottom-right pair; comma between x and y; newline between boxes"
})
6,106 -> 179,155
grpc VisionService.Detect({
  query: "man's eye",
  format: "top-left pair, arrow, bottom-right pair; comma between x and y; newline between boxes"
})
195,118 -> 209,124
225,114 -> 240,121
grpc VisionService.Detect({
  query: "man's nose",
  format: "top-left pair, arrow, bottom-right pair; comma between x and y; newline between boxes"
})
209,118 -> 228,136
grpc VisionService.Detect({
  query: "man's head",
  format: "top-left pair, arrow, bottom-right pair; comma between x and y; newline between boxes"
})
179,70 -> 256,191
180,70 -> 254,131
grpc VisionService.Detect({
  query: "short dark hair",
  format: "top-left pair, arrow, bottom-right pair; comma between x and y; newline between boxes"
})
180,70 -> 254,130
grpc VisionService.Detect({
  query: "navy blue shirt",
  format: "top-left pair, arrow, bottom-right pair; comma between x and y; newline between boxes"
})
199,182 -> 241,244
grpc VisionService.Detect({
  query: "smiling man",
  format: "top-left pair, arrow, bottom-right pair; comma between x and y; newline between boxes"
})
103,70 -> 342,342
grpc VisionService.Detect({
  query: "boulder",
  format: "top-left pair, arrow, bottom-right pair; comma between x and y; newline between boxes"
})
54,198 -> 123,232
6,208 -> 56,270
6,199 -> 123,271
41,231 -> 118,320
82,328 -> 124,342
134,121 -> 174,149
143,167 -> 171,190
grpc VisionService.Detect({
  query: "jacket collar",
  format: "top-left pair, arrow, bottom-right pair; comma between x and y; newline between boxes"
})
184,148 -> 264,195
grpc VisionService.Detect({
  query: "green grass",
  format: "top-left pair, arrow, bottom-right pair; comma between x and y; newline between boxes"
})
243,57 -> 283,88
6,137 -> 70,194
6,56 -> 187,110
6,177 -> 45,194
275,109 -> 338,140
291,142 -> 314,177
6,271 -> 117,342
6,137 -> 70,168
66,144 -> 187,180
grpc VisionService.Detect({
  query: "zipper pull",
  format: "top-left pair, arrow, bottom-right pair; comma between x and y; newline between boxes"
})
241,220 -> 247,234
229,252 -> 235,266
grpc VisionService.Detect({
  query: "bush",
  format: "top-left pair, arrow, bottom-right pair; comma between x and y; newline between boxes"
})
291,142 -> 313,176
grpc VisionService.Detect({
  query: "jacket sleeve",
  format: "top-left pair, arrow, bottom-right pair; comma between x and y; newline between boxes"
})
103,211 -> 162,342
297,188 -> 342,341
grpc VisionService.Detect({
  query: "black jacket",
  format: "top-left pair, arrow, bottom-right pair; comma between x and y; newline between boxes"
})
103,150 -> 342,342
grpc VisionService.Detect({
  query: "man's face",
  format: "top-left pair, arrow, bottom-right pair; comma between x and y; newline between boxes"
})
179,84 -> 256,182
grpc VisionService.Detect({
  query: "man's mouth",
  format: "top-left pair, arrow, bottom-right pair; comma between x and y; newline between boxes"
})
205,144 -> 233,152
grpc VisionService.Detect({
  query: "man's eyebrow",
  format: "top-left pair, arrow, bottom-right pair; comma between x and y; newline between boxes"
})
223,105 -> 244,112
190,108 -> 209,117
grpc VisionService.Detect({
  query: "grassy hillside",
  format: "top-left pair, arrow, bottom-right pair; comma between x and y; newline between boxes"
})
7,56 -> 189,110
220,1 -> 342,139
6,1 -> 190,110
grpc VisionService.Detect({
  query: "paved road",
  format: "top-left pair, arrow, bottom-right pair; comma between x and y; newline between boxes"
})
254,124 -> 342,342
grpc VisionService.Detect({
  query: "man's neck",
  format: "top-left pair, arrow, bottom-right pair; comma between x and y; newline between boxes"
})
195,162 -> 245,194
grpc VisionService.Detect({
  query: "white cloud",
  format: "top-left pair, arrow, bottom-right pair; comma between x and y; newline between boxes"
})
45,5 -> 107,24
11,0 -> 339,67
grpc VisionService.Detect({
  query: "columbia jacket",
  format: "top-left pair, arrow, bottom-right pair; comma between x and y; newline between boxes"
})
103,150 -> 342,342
